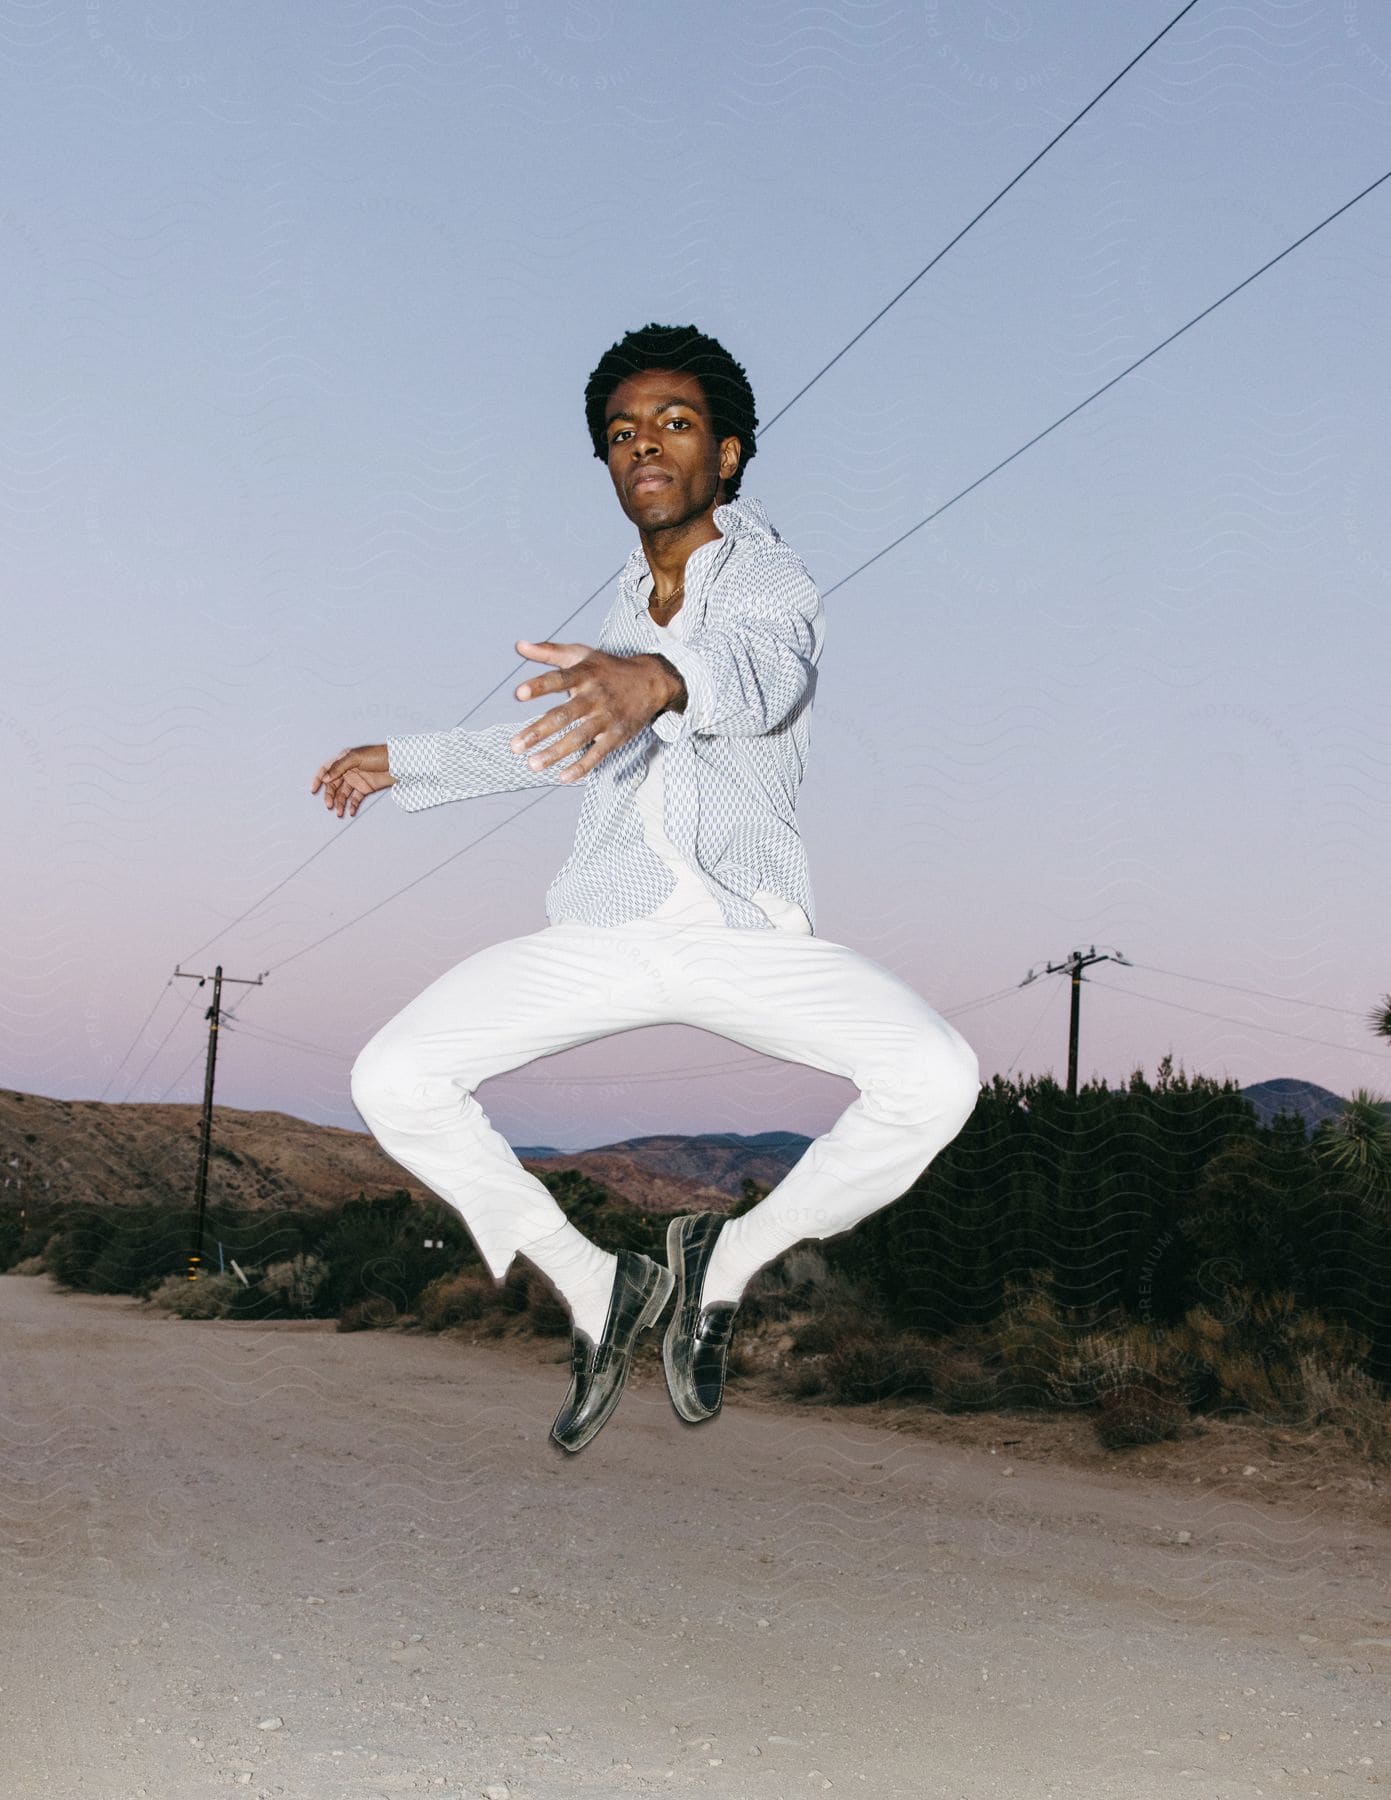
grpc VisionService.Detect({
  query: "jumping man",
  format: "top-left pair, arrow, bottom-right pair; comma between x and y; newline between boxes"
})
311,323 -> 981,1453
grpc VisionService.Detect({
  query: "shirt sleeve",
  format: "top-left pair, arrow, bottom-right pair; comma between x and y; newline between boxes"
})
386,718 -> 586,813
650,550 -> 823,742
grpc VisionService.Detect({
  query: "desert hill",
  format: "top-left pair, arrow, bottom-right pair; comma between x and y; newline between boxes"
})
0,1090 -> 809,1221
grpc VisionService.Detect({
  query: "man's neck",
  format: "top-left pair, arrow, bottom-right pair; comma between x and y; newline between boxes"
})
638,499 -> 725,594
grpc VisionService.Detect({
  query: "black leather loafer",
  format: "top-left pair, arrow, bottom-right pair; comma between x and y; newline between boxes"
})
662,1212 -> 739,1424
550,1249 -> 675,1454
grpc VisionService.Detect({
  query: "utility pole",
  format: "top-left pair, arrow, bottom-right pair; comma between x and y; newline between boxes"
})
173,963 -> 266,1280
1019,946 -> 1130,1097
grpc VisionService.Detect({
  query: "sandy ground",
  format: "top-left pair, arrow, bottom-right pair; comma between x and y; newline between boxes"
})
3,1274 -> 1390,1800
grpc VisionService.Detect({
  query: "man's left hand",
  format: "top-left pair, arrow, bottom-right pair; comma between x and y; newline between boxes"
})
510,641 -> 684,782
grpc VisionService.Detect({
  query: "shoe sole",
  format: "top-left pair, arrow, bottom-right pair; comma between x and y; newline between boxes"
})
552,1260 -> 676,1454
662,1214 -> 720,1425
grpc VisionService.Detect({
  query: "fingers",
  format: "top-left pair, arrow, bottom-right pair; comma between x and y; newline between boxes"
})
331,773 -> 367,819
516,661 -> 586,703
515,669 -> 571,703
515,642 -> 566,690
515,709 -> 599,773
515,640 -> 593,689
511,698 -> 582,756
311,752 -> 348,794
315,763 -> 371,818
313,747 -> 364,796
557,732 -> 610,783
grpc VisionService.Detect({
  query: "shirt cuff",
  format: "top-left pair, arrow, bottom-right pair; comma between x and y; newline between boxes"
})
386,732 -> 442,810
648,637 -> 714,743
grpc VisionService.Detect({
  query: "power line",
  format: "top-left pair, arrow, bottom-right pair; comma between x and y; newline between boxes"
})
940,982 -> 1025,1018
98,979 -> 175,1102
155,1048 -> 209,1104
264,789 -> 556,975
102,993 -> 269,1106
822,166 -> 1391,598
1005,977 -> 1064,1080
760,0 -> 1202,431
174,6 -> 1196,973
252,166 -> 1391,982
179,833 -> 354,970
1125,960 -> 1371,1020
119,982 -> 206,1105
1086,976 -> 1391,1062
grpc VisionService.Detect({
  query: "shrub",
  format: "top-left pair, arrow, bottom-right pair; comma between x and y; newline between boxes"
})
261,1254 -> 326,1319
922,1343 -> 1000,1412
6,1254 -> 47,1277
990,1278 -> 1076,1408
497,1262 -> 533,1315
821,1329 -> 934,1404
313,1192 -> 452,1320
738,1269 -> 795,1325
780,1246 -> 869,1311
418,1271 -> 499,1332
148,1271 -> 241,1320
1094,1379 -> 1187,1449
791,1308 -> 859,1356
522,1271 -> 572,1337
337,1296 -> 398,1332
1204,1348 -> 1309,1420
57,1206 -> 188,1294
1300,1355 -> 1391,1464
1173,1297 -> 1371,1425
226,1274 -> 293,1321
1054,1324 -> 1189,1410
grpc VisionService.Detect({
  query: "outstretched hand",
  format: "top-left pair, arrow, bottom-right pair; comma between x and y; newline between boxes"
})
510,641 -> 684,782
311,743 -> 394,818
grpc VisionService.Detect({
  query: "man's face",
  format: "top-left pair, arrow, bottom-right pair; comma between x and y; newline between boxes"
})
603,368 -> 742,531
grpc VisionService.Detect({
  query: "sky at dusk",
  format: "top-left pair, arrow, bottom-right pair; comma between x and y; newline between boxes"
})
6,0 -> 1390,1151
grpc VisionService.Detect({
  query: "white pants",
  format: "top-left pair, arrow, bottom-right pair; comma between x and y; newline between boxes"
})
349,920 -> 981,1284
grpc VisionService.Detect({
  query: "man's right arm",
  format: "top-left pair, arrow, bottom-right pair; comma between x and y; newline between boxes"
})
386,718 -> 586,813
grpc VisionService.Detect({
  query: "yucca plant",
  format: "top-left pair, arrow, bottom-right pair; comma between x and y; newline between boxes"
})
1316,1088 -> 1391,1205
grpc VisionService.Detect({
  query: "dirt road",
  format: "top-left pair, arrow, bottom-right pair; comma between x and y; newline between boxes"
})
3,1273 -> 1388,1799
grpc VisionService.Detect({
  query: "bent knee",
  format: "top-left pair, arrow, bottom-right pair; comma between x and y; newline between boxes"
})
350,1034 -> 433,1122
877,1030 -> 980,1133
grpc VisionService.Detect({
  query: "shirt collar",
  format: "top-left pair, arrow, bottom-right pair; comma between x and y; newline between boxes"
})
623,495 -> 775,614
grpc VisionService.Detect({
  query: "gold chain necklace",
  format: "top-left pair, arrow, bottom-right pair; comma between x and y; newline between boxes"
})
650,579 -> 685,620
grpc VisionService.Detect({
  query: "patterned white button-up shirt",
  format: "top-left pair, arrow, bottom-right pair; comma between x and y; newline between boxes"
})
386,496 -> 825,931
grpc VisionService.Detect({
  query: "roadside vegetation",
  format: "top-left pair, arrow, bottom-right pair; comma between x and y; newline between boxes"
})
6,1059 -> 1391,1462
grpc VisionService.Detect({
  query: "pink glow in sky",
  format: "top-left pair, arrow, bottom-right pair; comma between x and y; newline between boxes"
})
6,3 -> 1390,1149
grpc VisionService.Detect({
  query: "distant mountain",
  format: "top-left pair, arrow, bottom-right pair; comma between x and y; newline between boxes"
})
1239,1079 -> 1348,1130
518,1130 -> 813,1213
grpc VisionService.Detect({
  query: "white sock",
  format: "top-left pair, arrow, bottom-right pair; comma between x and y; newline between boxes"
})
519,1222 -> 618,1344
698,1207 -> 806,1310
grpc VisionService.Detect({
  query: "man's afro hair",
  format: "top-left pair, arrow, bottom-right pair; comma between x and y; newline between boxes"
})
584,322 -> 758,501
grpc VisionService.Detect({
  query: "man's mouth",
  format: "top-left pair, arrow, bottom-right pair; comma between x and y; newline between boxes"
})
630,470 -> 673,495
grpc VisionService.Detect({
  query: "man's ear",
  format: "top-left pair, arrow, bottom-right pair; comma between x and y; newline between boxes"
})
719,435 -> 742,484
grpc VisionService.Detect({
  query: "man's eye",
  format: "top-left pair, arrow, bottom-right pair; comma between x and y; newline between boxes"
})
666,418 -> 690,429
610,428 -> 632,444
